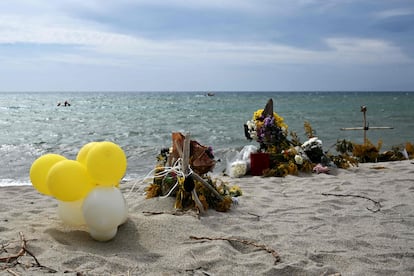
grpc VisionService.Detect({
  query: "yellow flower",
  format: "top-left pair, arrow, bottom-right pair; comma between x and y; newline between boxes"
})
252,109 -> 288,131
287,161 -> 298,175
266,145 -> 278,154
277,164 -> 289,177
229,185 -> 243,197
145,184 -> 161,199
253,109 -> 264,120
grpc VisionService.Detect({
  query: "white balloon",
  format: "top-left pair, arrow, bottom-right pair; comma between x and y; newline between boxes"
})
82,186 -> 127,235
88,227 -> 118,242
120,196 -> 129,225
57,199 -> 86,226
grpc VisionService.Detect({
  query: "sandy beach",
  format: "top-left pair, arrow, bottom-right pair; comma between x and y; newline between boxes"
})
1,160 -> 413,275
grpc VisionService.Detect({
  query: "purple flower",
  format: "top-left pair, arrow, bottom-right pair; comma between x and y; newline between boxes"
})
264,116 -> 274,127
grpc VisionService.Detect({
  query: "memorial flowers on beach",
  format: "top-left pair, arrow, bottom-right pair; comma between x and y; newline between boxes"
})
145,132 -> 242,213
241,99 -> 328,177
245,105 -> 289,151
239,99 -> 414,177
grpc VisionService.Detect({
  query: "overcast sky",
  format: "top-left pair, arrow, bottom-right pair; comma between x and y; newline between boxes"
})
1,0 -> 413,92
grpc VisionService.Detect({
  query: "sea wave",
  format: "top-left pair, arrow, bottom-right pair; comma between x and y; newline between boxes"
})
1,91 -> 413,186
0,178 -> 32,187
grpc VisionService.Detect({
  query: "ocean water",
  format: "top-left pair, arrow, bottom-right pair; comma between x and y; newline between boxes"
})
1,91 -> 413,186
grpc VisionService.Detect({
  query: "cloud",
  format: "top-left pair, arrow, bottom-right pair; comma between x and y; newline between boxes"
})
0,0 -> 413,92
0,12 -> 411,69
105,0 -> 271,12
324,37 -> 411,64
373,8 -> 414,19
0,0 -> 412,72
0,13 -> 118,46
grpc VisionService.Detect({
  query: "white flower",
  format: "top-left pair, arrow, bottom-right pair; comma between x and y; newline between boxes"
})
302,137 -> 323,151
245,120 -> 258,140
246,120 -> 256,130
309,137 -> 318,143
294,155 -> 303,165
229,161 -> 247,178
249,131 -> 258,140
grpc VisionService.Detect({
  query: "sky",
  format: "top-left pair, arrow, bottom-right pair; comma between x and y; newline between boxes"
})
1,0 -> 414,92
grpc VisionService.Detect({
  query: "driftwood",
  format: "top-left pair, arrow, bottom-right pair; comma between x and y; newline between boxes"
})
180,133 -> 223,208
182,133 -> 205,213
182,133 -> 190,174
151,132 -> 229,212
190,235 -> 281,264
0,232 -> 57,273
322,192 -> 382,212
191,173 -> 223,200
142,210 -> 200,219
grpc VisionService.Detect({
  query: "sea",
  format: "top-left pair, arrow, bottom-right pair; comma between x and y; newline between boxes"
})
1,91 -> 413,187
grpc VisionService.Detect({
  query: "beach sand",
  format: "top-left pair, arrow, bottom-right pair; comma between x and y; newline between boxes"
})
1,160 -> 413,275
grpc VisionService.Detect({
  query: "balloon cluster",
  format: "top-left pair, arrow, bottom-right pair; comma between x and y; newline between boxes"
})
30,141 -> 128,242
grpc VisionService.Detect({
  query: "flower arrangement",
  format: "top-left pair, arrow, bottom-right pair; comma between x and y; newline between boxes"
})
301,137 -> 324,163
245,100 -> 289,152
332,139 -> 413,164
243,99 -> 334,177
241,99 -> 414,177
145,133 -> 242,212
262,146 -> 314,177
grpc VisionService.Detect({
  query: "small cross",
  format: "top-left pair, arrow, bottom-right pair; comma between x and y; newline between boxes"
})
340,105 -> 393,145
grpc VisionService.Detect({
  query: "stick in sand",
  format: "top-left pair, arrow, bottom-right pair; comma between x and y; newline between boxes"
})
0,232 -> 57,273
190,235 -> 281,264
322,192 -> 382,212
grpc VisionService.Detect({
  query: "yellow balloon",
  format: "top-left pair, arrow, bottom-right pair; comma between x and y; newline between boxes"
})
47,160 -> 95,202
76,142 -> 98,165
30,154 -> 67,195
86,142 -> 127,186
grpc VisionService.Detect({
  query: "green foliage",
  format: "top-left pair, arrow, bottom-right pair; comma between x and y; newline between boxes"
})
336,139 -> 353,154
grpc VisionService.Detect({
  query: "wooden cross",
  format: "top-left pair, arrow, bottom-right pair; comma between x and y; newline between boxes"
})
340,105 -> 393,145
175,133 -> 223,213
